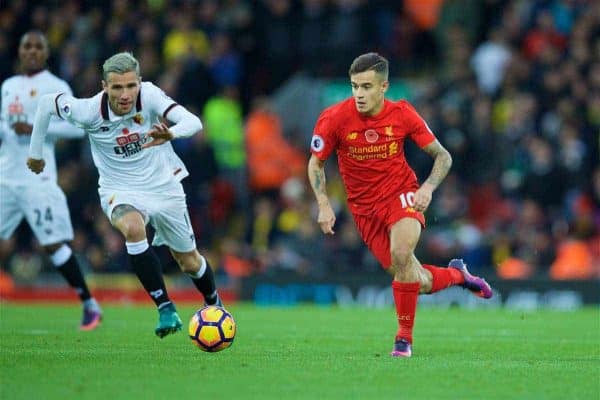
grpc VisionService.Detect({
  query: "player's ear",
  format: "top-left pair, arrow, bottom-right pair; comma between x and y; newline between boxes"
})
382,80 -> 389,94
101,80 -> 107,92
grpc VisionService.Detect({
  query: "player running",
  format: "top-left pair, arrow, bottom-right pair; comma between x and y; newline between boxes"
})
307,53 -> 492,357
0,31 -> 102,330
27,52 -> 223,338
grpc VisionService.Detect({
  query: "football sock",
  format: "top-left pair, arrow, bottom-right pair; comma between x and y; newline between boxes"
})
187,255 -> 219,304
127,240 -> 171,308
422,264 -> 465,294
51,245 -> 92,301
392,281 -> 420,344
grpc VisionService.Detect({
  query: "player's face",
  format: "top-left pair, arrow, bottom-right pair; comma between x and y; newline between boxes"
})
18,33 -> 49,74
102,71 -> 141,116
350,70 -> 388,116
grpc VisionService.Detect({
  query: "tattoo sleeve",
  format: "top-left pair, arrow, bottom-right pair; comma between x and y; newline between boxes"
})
307,154 -> 330,205
422,140 -> 453,190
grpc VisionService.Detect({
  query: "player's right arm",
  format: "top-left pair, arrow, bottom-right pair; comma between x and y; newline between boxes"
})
26,93 -> 57,173
308,110 -> 338,235
308,154 -> 336,235
28,92 -> 91,173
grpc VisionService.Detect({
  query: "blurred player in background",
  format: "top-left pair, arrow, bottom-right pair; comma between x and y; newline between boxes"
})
27,52 -> 223,338
308,53 -> 493,357
0,31 -> 102,330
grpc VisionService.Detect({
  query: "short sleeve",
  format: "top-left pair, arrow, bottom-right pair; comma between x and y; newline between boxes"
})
310,109 -> 338,161
142,82 -> 178,119
401,101 -> 436,148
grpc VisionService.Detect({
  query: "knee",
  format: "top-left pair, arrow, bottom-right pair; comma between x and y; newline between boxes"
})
43,242 -> 64,255
119,221 -> 146,242
174,250 -> 201,274
391,247 -> 412,269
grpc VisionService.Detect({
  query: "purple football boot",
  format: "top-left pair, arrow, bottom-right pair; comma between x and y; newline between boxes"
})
448,259 -> 493,299
80,308 -> 102,331
390,338 -> 412,358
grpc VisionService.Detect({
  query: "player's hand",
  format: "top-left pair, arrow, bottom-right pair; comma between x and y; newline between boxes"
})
142,123 -> 174,148
26,157 -> 45,174
413,183 -> 433,212
12,122 -> 33,135
317,201 -> 336,235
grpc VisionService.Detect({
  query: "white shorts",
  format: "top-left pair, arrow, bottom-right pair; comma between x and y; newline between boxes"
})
0,182 -> 74,246
98,184 -> 196,252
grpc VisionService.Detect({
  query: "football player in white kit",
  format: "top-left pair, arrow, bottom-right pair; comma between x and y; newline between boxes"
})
0,31 -> 102,330
27,51 -> 223,338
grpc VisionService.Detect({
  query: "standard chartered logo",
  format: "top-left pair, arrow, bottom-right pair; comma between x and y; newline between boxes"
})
347,141 -> 398,161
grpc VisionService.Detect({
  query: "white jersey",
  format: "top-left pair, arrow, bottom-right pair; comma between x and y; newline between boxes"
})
51,82 -> 194,192
0,70 -> 77,185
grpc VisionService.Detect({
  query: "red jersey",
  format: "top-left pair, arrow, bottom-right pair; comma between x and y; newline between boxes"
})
310,98 -> 436,215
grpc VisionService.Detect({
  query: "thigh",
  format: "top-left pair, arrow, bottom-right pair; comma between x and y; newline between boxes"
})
21,184 -> 74,245
389,217 -> 422,255
0,185 -> 24,240
150,193 -> 196,253
353,212 -> 392,269
98,189 -> 149,224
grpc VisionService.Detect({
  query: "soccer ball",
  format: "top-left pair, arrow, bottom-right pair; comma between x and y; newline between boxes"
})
188,305 -> 236,352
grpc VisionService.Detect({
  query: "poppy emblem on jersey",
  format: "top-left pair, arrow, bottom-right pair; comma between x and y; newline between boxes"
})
311,135 -> 324,152
133,113 -> 144,125
122,128 -> 130,135
365,129 -> 379,143
62,103 -> 71,116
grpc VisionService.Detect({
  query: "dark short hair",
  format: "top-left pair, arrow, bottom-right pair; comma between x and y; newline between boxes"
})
348,53 -> 389,80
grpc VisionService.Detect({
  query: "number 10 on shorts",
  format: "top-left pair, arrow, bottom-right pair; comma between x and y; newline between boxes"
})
399,192 -> 415,209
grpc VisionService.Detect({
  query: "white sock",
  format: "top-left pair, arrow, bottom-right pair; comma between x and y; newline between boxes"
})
126,239 -> 149,255
50,244 -> 72,267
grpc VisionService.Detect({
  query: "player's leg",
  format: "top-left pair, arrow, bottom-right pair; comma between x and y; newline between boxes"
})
150,189 -> 224,308
43,242 -> 102,330
169,249 -> 223,307
387,217 -> 423,357
21,183 -> 102,330
110,204 -> 180,338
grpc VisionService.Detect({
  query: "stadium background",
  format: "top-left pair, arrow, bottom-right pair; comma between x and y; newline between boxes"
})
0,0 -> 598,307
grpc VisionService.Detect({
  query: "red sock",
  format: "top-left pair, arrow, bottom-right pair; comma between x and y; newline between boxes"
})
422,264 -> 464,293
392,281 -> 420,344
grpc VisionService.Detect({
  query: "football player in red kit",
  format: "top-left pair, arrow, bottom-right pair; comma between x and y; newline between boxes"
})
307,53 -> 492,357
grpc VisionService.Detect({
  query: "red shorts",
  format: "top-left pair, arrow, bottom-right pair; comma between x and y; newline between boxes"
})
352,194 -> 425,269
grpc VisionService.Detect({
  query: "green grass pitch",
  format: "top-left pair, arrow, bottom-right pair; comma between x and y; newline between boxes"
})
1,303 -> 598,400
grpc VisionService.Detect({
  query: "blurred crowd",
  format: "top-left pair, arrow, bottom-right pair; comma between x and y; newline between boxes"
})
0,0 -> 598,283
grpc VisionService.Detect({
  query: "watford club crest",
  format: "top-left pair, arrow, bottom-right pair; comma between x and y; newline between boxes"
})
133,113 -> 144,124
30,89 -> 37,97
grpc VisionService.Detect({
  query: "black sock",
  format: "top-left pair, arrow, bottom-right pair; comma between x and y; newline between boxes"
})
129,247 -> 171,307
190,260 -> 218,304
56,255 -> 91,301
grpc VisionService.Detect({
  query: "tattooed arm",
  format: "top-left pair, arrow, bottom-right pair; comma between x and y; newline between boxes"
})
308,154 -> 336,235
413,140 -> 453,212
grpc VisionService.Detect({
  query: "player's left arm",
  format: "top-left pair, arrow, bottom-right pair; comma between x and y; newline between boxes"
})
414,140 -> 453,212
142,83 -> 202,148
